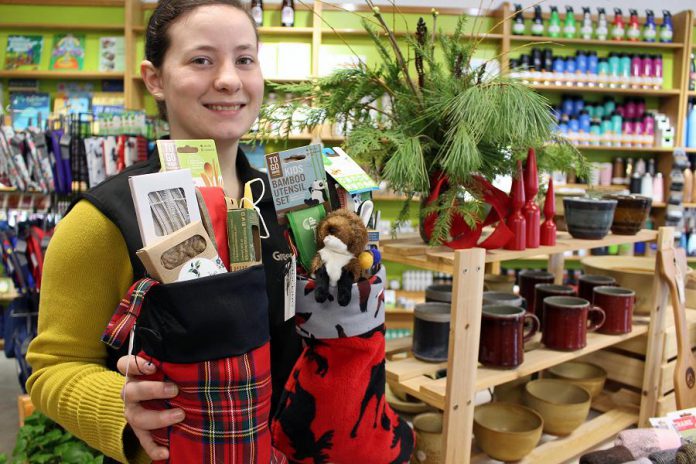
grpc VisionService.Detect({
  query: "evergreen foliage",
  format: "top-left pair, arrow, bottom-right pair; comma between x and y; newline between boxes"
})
255,3 -> 586,244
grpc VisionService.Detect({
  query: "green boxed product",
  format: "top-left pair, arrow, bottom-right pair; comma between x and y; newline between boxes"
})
227,208 -> 261,271
286,204 -> 326,271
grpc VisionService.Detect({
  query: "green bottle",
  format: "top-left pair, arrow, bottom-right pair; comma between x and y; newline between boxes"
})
548,6 -> 562,38
563,6 -> 577,39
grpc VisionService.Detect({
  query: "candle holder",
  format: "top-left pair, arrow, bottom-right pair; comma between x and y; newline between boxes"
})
541,178 -> 557,246
523,148 -> 540,248
505,160 -> 526,250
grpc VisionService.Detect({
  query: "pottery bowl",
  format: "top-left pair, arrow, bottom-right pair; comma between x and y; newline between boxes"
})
563,197 -> 617,240
484,274 -> 516,293
581,256 -> 653,314
473,402 -> 543,462
545,361 -> 607,399
523,379 -> 591,436
603,194 -> 652,235
493,376 -> 532,404
413,412 -> 444,464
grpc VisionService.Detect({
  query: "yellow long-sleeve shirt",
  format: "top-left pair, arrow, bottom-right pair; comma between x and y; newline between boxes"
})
26,200 -> 150,464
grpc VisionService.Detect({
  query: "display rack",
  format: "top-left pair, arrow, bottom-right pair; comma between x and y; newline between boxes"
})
383,227 -> 672,464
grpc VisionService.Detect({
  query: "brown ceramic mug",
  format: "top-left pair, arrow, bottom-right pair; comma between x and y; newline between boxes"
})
592,286 -> 635,335
518,270 -> 554,316
482,291 -> 526,309
542,297 -> 606,351
578,274 -> 617,302
479,305 -> 540,368
534,284 -> 576,328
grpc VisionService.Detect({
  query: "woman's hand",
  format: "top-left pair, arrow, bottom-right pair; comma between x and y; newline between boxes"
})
117,355 -> 184,461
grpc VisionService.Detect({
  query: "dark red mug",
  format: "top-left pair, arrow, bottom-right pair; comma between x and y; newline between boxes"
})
534,284 -> 576,328
479,304 -> 540,368
518,270 -> 554,316
542,296 -> 606,351
578,274 -> 617,302
593,286 -> 635,335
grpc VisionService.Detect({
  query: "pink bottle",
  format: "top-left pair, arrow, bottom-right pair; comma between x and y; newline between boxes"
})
630,55 -> 642,88
635,98 -> 646,116
625,99 -> 637,119
505,160 -> 527,251
644,113 -> 655,146
523,148 -> 540,249
622,119 -> 635,146
641,54 -> 654,89
540,178 -> 557,246
653,54 -> 663,89
634,118 -> 645,146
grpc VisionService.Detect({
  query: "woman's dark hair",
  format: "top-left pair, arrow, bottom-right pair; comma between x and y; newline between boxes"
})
145,0 -> 258,119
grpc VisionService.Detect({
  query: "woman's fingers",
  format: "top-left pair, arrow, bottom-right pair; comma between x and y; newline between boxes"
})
123,380 -> 178,403
124,403 -> 185,431
117,355 -> 156,377
132,426 -> 170,462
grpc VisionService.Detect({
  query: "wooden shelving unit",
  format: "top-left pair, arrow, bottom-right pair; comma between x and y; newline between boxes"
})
528,84 -> 680,96
383,227 -> 673,463
569,145 -> 679,153
0,22 -> 123,31
0,70 -> 124,79
509,35 -> 684,49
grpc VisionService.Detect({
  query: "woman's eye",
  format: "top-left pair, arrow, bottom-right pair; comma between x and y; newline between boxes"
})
191,57 -> 212,65
238,56 -> 255,65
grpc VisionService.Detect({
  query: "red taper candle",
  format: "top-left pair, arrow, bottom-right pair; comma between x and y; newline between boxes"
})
540,178 -> 557,246
523,148 -> 540,248
505,160 -> 526,250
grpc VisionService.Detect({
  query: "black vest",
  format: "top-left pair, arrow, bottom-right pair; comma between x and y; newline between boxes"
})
74,149 -> 301,412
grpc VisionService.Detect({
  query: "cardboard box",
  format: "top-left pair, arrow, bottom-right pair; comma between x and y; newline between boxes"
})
136,221 -> 226,284
227,208 -> 262,272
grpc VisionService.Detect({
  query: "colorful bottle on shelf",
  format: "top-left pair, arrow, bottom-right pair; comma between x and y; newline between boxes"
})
281,0 -> 295,27
505,161 -> 526,251
689,53 -> 696,91
548,6 -> 562,38
653,54 -> 663,89
523,148 -> 540,249
643,10 -> 657,42
596,8 -> 609,40
251,0 -> 264,26
531,5 -> 544,36
563,6 -> 577,39
512,4 -> 526,35
611,8 -> 625,41
684,167 -> 693,207
654,172 -> 664,203
659,10 -> 673,43
626,9 -> 641,41
540,178 -> 557,246
688,99 -> 696,148
580,7 -> 594,40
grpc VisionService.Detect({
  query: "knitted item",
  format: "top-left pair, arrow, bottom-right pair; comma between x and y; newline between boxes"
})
649,448 -> 678,464
676,442 -> 696,464
616,429 -> 683,458
626,459 -> 656,464
580,446 -> 635,464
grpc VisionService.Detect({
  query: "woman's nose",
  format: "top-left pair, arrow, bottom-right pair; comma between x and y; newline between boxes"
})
214,61 -> 242,93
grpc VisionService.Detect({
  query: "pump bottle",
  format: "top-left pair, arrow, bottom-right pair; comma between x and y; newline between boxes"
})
512,4 -> 526,35
627,9 -> 640,41
611,8 -> 625,41
643,10 -> 657,42
548,6 -> 562,38
580,7 -> 594,40
531,5 -> 544,36
596,8 -> 609,40
660,10 -> 673,43
563,6 -> 577,39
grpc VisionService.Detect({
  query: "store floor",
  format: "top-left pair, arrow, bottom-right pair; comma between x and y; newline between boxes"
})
0,353 -> 22,455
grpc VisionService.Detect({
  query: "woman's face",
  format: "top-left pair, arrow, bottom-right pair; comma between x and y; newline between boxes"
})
148,5 -> 264,144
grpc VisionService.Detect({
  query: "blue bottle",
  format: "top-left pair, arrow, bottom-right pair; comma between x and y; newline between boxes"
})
587,51 -> 599,75
575,51 -> 588,75
643,9 -> 657,42
688,98 -> 696,148
562,95 -> 574,116
573,96 -> 585,115
660,10 -> 673,43
579,110 -> 591,133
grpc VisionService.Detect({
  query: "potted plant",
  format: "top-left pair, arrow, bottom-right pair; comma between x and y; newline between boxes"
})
256,2 -> 586,246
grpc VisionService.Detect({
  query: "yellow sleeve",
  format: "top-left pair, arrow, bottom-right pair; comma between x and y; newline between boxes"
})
26,200 -> 150,464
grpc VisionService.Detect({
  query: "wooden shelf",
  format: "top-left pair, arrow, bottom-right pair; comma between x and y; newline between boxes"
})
382,229 -> 658,274
688,91 -> 696,97
510,35 -> 683,49
0,22 -> 123,31
323,28 -> 503,41
387,325 -> 648,410
528,84 -> 680,97
0,70 -> 123,80
259,26 -> 314,36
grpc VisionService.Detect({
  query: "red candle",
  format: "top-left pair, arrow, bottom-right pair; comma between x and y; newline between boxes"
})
523,148 -> 540,248
505,160 -> 527,250
541,178 -> 557,246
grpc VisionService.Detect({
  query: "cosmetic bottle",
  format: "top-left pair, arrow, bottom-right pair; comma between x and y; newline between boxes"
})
531,5 -> 545,36
548,6 -> 562,38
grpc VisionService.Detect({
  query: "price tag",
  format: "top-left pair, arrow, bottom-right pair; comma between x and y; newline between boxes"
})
284,254 -> 296,321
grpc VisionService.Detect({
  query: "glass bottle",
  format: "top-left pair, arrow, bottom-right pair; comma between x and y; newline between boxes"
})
512,4 -> 526,35
580,7 -> 594,40
251,0 -> 264,27
596,8 -> 609,40
281,0 -> 295,27
531,5 -> 544,36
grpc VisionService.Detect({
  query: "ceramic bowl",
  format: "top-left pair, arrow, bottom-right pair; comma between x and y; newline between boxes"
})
413,412 -> 444,464
385,383 -> 431,414
493,376 -> 532,404
563,197 -> 617,240
581,256 -> 653,314
484,274 -> 516,293
603,194 -> 652,235
545,361 -> 608,399
523,379 -> 591,436
473,402 -> 543,462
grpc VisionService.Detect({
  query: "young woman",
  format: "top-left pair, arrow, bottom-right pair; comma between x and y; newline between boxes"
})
26,1 -> 301,462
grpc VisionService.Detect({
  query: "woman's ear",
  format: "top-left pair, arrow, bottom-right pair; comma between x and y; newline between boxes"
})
141,60 -> 164,100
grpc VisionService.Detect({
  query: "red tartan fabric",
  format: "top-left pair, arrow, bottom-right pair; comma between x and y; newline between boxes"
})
272,328 -> 414,464
136,343 -> 287,464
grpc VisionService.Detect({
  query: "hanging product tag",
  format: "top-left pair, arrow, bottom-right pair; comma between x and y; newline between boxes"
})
284,254 -> 296,321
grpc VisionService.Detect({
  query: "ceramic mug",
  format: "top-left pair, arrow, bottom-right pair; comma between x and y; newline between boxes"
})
482,291 -> 526,309
479,305 -> 540,368
412,412 -> 443,464
542,297 -> 606,351
518,270 -> 554,315
534,284 -> 576,328
592,286 -> 635,335
578,274 -> 617,302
